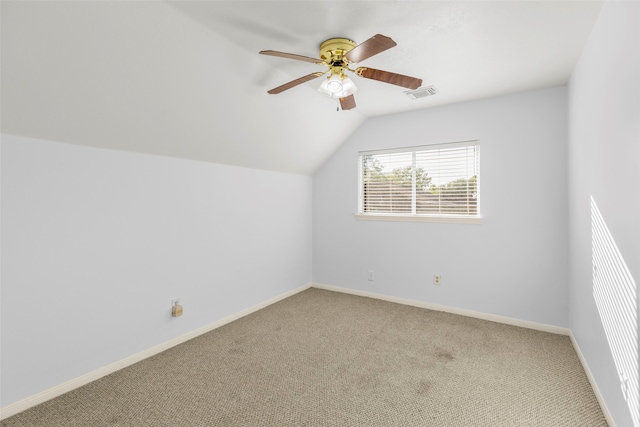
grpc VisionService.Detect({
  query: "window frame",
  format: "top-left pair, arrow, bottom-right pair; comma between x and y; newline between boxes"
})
356,140 -> 481,224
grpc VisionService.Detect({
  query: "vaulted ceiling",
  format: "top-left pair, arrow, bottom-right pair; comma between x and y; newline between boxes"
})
1,1 -> 603,175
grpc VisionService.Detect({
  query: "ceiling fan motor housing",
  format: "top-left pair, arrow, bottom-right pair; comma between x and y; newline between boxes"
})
319,38 -> 357,68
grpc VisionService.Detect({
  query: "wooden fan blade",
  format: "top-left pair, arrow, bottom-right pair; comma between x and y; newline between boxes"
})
340,95 -> 356,110
267,73 -> 324,94
356,67 -> 422,90
344,34 -> 397,63
259,50 -> 324,65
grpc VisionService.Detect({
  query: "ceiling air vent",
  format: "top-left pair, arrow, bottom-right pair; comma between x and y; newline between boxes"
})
404,85 -> 438,100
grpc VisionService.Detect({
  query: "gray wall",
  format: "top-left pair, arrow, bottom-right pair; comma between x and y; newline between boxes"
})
568,1 -> 640,426
0,135 -> 312,407
312,87 -> 570,328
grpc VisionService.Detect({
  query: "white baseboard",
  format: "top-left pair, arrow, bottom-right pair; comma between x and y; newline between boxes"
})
311,282 -> 570,335
0,283 -> 312,421
569,332 -> 617,427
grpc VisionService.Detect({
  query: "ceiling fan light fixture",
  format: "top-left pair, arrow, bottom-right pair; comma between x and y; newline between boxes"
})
318,74 -> 342,96
318,74 -> 357,99
328,74 -> 343,92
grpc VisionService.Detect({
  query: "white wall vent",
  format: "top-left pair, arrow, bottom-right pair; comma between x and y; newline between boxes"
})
404,85 -> 438,100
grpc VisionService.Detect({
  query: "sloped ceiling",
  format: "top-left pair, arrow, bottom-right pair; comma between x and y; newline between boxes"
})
1,1 -> 603,175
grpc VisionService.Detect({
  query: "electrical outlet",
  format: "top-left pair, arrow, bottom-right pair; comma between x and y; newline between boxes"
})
621,373 -> 629,401
367,270 -> 375,281
434,275 -> 441,285
171,298 -> 183,318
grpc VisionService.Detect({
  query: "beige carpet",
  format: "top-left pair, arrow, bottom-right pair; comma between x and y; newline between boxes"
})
1,288 -> 608,426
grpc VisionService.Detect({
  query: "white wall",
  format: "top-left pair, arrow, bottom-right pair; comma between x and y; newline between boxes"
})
0,134 -> 312,407
568,1 -> 640,426
313,87 -> 569,328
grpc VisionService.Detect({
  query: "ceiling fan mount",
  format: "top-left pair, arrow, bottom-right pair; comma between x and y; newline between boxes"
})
259,34 -> 423,111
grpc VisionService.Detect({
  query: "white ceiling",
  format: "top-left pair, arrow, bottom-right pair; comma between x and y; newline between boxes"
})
1,1 -> 604,175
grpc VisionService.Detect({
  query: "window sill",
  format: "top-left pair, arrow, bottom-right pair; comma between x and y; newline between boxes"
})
354,214 -> 483,224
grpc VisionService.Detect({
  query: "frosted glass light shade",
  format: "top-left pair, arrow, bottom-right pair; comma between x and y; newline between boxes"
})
318,75 -> 357,99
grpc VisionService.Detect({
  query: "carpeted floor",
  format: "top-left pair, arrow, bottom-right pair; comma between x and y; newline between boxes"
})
0,288 -> 608,426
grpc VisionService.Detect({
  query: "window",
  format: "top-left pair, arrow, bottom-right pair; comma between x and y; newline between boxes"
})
357,140 -> 480,222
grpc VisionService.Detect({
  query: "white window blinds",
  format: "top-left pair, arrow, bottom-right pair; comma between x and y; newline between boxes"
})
358,141 -> 480,217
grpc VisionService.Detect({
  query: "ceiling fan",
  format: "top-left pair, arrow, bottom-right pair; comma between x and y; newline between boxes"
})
259,34 -> 423,111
